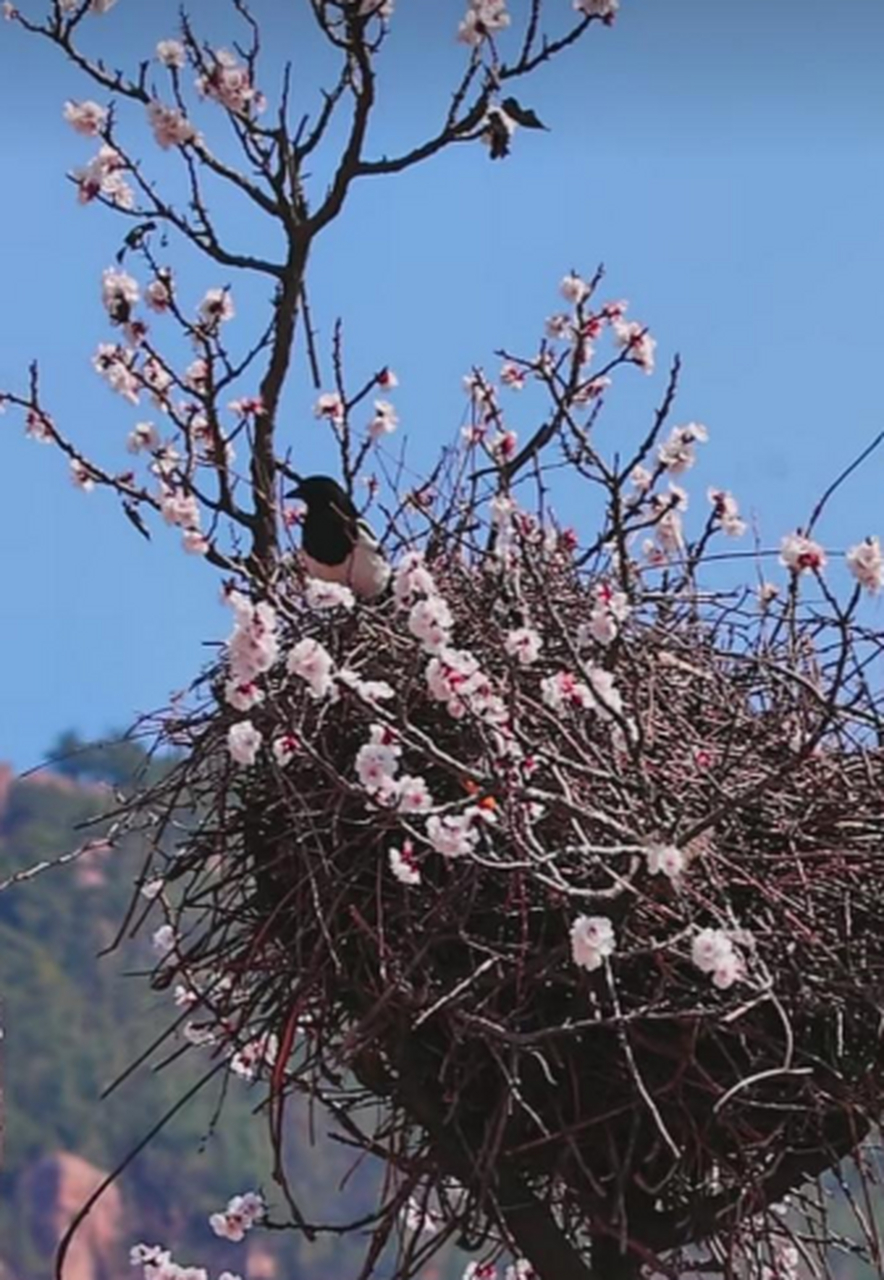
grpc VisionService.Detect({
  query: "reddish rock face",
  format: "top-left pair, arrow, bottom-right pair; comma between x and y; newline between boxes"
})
16,1152 -> 124,1280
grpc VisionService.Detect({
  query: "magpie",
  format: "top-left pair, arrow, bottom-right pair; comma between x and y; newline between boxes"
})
287,475 -> 391,600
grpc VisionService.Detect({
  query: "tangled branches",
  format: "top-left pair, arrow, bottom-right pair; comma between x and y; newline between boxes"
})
89,277 -> 884,1280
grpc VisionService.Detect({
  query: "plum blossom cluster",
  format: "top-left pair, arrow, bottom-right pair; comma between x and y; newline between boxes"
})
208,1191 -> 265,1242
570,915 -> 616,972
458,0 -> 510,45
780,531 -> 826,575
129,1244 -> 215,1280
197,49 -> 264,116
147,99 -> 198,150
846,535 -> 884,593
691,927 -> 745,991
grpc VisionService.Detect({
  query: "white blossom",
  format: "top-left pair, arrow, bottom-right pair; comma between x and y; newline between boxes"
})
156,39 -> 186,68
147,101 -> 197,149
368,398 -> 399,440
504,627 -> 542,665
646,842 -> 684,881
101,267 -> 139,322
846,536 -> 884,594
574,0 -> 619,17
426,813 -> 479,859
560,272 -> 590,305
779,532 -> 826,575
389,840 -> 421,885
151,924 -> 176,957
227,720 -> 262,766
198,287 -> 235,327
397,774 -> 434,814
457,0 -> 510,45
408,596 -> 453,653
691,927 -> 743,990
69,458 -> 96,492
570,915 -> 615,971
304,579 -> 355,611
287,637 -> 335,699
63,99 -> 107,137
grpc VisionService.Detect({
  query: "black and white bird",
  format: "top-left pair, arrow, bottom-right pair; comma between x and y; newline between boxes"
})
288,474 -> 391,600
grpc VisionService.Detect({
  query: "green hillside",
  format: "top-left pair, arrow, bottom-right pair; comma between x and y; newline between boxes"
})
0,736 -> 386,1279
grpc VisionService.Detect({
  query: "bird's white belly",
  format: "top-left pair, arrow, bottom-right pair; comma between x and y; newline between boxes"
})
302,541 -> 390,600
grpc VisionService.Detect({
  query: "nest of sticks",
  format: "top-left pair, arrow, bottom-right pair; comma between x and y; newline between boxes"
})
120,474 -> 884,1278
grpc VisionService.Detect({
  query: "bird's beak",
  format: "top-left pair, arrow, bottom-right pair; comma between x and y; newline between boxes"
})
285,487 -> 302,500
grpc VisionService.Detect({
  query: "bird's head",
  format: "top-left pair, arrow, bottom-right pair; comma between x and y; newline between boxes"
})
286,474 -> 351,511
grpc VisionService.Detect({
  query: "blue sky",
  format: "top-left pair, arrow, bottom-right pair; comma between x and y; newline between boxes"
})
1,0 -> 883,771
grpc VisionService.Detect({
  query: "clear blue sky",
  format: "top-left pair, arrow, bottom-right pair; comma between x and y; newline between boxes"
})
1,0 -> 883,771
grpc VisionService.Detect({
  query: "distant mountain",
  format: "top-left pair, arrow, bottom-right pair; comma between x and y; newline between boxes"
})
0,736 -> 388,1280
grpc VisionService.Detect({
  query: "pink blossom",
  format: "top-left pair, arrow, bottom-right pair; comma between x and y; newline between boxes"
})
25,409 -> 53,443
458,0 -> 510,45
272,734 -> 299,766
147,101 -> 197,150
227,720 -> 262,766
198,49 -> 261,116
368,398 -> 399,440
658,423 -> 708,474
464,1265 -> 498,1280
707,487 -> 746,537
574,0 -> 619,19
646,842 -> 684,881
397,774 -> 433,814
102,267 -> 139,324
287,637 -> 334,698
63,99 -> 107,137
198,286 -> 234,327
226,593 -> 279,683
504,626 -> 542,665
70,458 -> 96,492
408,596 -> 453,653
490,430 -> 518,462
546,312 -> 573,341
337,669 -> 396,702
846,536 -> 884,594
691,927 -> 735,977
560,272 -> 590,305
143,280 -> 171,314
160,488 -> 201,532
314,391 -> 345,424
228,395 -> 263,417
426,813 -> 478,859
355,742 -> 400,793
142,356 -> 173,405
127,422 -> 160,454
389,840 -> 421,885
304,578 -> 356,611
612,318 -> 656,373
93,343 -> 139,403
230,1036 -> 277,1081
211,1187 -> 266,1230
90,0 -> 118,12
74,144 -> 133,208
156,39 -> 186,68
224,680 -> 264,712
393,552 -> 438,607
780,532 -> 826,575
570,915 -> 615,971
184,359 -> 209,393
151,923 -> 176,957
499,361 -> 526,390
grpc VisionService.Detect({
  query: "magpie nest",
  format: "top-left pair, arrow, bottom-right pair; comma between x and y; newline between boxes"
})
127,501 -> 884,1279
